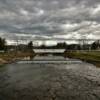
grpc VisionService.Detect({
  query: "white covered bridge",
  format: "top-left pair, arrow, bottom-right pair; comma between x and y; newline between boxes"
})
34,49 -> 65,53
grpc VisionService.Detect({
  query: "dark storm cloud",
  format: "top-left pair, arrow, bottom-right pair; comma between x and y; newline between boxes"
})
0,0 -> 100,42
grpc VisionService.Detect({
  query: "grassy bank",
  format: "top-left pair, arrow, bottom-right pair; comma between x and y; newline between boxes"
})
0,51 -> 35,65
64,51 -> 100,67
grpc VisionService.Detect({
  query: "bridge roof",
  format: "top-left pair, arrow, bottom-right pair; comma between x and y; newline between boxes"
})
34,49 -> 65,53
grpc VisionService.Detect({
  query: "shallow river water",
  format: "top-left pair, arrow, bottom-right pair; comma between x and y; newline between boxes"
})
0,56 -> 100,100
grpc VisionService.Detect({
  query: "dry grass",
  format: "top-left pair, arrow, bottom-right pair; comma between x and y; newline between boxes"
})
65,51 -> 100,67
0,51 -> 35,65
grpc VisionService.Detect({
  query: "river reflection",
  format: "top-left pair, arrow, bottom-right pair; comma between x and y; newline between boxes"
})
0,56 -> 100,100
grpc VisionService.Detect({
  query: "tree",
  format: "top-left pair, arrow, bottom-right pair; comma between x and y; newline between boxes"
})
27,41 -> 35,60
0,37 -> 6,51
27,41 -> 33,51
56,42 -> 67,48
91,40 -> 100,50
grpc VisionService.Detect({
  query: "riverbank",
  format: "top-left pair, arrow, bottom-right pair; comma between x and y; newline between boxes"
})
0,51 -> 35,65
64,51 -> 100,67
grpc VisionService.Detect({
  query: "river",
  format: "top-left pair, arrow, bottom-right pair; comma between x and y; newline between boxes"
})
0,56 -> 100,100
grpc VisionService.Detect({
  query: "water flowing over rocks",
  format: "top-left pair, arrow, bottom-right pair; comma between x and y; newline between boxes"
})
0,56 -> 100,100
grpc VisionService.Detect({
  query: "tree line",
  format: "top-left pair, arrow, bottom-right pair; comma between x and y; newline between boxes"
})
0,37 -> 34,52
33,41 -> 100,50
0,37 -> 100,52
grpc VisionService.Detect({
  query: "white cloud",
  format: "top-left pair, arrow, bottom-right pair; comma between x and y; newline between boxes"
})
61,23 -> 78,30
0,0 -> 100,44
20,8 -> 29,16
92,5 -> 100,15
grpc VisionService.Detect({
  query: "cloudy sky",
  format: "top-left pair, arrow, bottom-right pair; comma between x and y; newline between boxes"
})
0,0 -> 100,44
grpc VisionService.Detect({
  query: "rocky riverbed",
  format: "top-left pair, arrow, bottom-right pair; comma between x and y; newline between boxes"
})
0,57 -> 100,100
